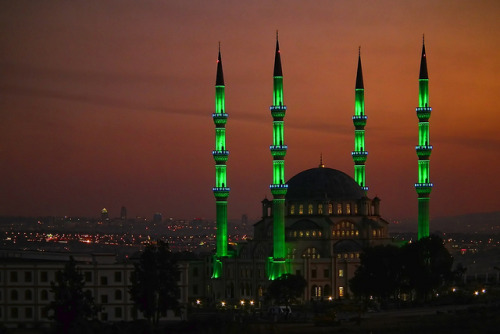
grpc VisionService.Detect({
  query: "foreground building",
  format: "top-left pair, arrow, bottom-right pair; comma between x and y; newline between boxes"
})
0,250 -> 189,328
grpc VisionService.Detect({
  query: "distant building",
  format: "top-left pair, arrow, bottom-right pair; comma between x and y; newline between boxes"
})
153,212 -> 163,223
120,206 -> 127,220
101,208 -> 109,221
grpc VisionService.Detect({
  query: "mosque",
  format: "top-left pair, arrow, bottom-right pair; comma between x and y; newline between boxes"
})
206,36 -> 432,303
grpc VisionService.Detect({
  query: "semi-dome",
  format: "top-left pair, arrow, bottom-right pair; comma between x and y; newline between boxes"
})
286,167 -> 364,201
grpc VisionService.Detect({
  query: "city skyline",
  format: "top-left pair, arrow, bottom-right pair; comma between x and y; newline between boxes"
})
1,1 -> 499,226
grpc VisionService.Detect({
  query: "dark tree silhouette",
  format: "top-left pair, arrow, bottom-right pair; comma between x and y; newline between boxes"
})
129,240 -> 180,328
47,257 -> 99,334
349,244 -> 402,302
267,273 -> 307,307
402,235 -> 454,300
349,236 -> 454,303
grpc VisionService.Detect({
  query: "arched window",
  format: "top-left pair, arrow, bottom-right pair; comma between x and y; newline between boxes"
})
41,290 -> 48,301
318,204 -> 323,214
308,204 -> 313,215
346,203 -> 351,215
337,203 -> 342,214
299,205 -> 304,215
328,204 -> 333,214
290,205 -> 295,215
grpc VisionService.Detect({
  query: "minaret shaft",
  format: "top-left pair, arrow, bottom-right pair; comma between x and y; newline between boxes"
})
268,37 -> 289,280
415,41 -> 433,240
212,49 -> 229,278
352,52 -> 368,191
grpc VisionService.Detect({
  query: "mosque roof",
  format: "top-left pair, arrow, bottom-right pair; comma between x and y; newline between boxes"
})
286,167 -> 364,202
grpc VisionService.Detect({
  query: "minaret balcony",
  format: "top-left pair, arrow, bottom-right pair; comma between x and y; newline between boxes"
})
352,115 -> 368,128
414,183 -> 433,195
415,145 -> 433,159
416,107 -> 432,121
212,150 -> 229,163
213,187 -> 230,199
351,151 -> 368,163
270,184 -> 288,196
270,145 -> 288,157
212,113 -> 228,125
270,105 -> 287,119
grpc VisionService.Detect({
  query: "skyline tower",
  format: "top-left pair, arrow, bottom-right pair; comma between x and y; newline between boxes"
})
268,34 -> 289,279
415,39 -> 433,240
212,45 -> 229,278
352,48 -> 368,192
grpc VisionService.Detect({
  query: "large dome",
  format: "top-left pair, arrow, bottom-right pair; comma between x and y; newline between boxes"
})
286,167 -> 364,201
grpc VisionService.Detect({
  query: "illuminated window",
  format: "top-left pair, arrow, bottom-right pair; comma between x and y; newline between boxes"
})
339,269 -> 344,277
328,204 -> 333,214
341,231 -> 345,237
306,231 -> 310,237
346,203 -> 351,215
354,204 -> 358,214
312,231 -> 316,237
355,230 -> 359,236
337,204 -> 342,214
373,230 -> 377,237
299,205 -> 304,215
339,286 -> 344,297
318,204 -> 323,214
290,205 -> 295,215
308,204 -> 313,215
299,231 -> 304,237
293,231 -> 297,237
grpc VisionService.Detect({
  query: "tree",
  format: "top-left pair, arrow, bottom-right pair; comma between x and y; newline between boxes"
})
129,240 -> 180,328
267,274 -> 307,307
349,236 -> 454,303
349,245 -> 402,302
47,257 -> 99,334
402,235 -> 454,300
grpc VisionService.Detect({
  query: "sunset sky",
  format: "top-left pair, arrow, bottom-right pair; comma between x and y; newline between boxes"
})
1,1 -> 499,227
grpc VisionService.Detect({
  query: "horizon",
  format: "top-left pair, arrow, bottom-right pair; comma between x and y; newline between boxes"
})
1,1 -> 499,224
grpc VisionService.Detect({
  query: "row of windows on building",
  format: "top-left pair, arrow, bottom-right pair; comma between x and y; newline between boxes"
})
0,288 -> 126,303
288,222 -> 383,239
0,305 -> 137,321
289,203 -> 358,216
1,270 -> 125,285
311,285 -> 346,298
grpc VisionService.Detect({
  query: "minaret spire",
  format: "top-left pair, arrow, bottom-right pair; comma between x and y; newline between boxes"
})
415,38 -> 433,240
352,48 -> 368,192
268,33 -> 289,280
212,44 -> 230,278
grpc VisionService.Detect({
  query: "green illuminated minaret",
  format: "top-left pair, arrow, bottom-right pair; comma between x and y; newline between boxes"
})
268,34 -> 289,280
415,38 -> 433,240
352,48 -> 368,192
212,45 -> 229,278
